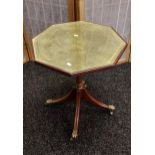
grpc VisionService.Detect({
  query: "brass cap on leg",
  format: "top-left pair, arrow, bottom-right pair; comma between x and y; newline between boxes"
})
108,105 -> 115,110
70,129 -> 78,140
45,99 -> 53,104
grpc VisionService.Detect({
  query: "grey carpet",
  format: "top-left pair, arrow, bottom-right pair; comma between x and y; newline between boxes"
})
23,62 -> 131,155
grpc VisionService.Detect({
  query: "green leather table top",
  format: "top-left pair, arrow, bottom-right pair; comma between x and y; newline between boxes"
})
33,21 -> 126,75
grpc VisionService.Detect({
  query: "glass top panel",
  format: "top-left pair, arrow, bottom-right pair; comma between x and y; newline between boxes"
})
33,21 -> 126,75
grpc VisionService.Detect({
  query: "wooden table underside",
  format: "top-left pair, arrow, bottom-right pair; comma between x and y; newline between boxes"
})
45,76 -> 115,140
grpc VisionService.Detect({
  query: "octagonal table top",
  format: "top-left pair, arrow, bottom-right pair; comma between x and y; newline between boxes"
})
32,21 -> 126,76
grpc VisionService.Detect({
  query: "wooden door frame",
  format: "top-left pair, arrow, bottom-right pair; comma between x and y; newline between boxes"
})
68,0 -> 76,21
23,38 -> 29,64
74,0 -> 85,21
68,0 -> 85,21
23,21 -> 35,61
118,33 -> 131,64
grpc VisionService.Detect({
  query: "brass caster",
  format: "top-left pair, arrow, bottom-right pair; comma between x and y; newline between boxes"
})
108,105 -> 115,110
70,129 -> 78,141
45,99 -> 53,104
108,105 -> 115,115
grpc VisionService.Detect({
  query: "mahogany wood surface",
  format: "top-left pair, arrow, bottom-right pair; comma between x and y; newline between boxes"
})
46,76 -> 115,139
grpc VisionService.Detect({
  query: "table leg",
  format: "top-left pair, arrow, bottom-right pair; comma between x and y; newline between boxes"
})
82,88 -> 115,114
45,75 -> 115,139
71,90 -> 81,140
45,89 -> 75,105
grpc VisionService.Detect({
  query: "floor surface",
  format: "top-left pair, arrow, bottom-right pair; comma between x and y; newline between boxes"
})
23,62 -> 131,155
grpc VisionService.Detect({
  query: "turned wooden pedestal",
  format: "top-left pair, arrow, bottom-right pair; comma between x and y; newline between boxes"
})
45,76 -> 115,140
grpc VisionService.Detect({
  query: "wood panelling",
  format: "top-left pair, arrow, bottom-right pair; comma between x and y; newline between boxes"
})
68,0 -> 75,21
118,33 -> 131,64
23,22 -> 35,61
23,39 -> 29,64
126,34 -> 131,62
75,0 -> 85,21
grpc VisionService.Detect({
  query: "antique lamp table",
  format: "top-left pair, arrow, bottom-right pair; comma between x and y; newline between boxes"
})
32,21 -> 126,140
